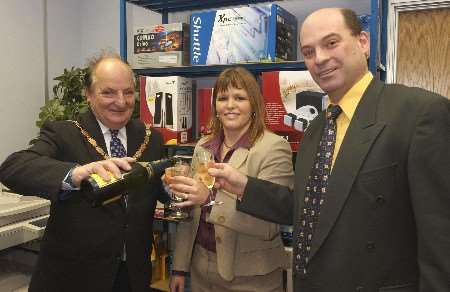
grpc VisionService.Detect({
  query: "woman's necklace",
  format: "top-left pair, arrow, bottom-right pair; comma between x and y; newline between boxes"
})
222,140 -> 233,149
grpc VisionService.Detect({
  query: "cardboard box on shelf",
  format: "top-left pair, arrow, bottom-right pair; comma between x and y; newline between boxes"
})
190,4 -> 297,65
261,71 -> 327,151
196,88 -> 214,137
132,23 -> 189,68
140,76 -> 193,145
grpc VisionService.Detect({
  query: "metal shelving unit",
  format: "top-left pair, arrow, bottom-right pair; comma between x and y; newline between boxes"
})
120,0 -> 382,76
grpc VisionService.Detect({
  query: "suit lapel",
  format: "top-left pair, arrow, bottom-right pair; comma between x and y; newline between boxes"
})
126,121 -> 143,159
79,110 -> 108,160
228,147 -> 249,170
309,80 -> 386,260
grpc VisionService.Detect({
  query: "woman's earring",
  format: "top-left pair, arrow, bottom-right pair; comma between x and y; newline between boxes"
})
252,112 -> 256,118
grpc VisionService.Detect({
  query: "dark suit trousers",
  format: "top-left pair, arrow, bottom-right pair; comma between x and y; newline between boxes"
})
112,261 -> 132,292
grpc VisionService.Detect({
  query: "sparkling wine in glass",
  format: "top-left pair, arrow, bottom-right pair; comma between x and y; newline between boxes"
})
165,160 -> 191,220
195,150 -> 215,189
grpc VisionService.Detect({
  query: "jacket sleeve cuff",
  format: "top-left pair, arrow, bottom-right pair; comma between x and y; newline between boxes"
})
171,270 -> 189,276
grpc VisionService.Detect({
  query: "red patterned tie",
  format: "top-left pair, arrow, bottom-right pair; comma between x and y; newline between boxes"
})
295,104 -> 342,277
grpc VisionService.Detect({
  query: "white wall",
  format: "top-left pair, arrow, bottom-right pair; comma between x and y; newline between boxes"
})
0,0 -> 46,162
80,0 -> 120,64
47,0 -> 82,92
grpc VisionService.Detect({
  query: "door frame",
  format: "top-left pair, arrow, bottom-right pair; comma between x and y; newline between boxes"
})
386,0 -> 450,83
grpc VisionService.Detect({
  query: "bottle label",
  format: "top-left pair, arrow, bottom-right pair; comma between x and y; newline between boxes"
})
90,172 -> 119,188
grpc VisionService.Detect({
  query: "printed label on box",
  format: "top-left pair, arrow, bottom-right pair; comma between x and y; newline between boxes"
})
197,88 -> 214,137
190,4 -> 297,65
132,23 -> 189,68
262,71 -> 327,151
140,76 -> 193,145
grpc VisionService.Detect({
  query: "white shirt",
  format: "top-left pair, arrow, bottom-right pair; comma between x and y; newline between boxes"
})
96,119 -> 128,156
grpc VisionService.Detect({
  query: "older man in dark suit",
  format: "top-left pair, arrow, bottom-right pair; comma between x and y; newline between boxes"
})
177,8 -> 450,292
0,53 -> 168,292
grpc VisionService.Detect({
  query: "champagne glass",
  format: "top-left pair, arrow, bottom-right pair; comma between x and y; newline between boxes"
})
165,160 -> 191,220
195,150 -> 216,189
194,150 -> 223,207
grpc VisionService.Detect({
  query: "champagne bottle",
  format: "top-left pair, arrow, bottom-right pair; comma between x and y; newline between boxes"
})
81,158 -> 175,207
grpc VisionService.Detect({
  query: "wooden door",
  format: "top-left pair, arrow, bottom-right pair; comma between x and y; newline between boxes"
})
396,8 -> 450,98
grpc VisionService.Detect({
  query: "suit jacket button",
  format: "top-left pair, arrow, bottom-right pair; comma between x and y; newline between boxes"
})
366,241 -> 375,250
216,236 -> 222,244
375,195 -> 385,205
218,216 -> 225,224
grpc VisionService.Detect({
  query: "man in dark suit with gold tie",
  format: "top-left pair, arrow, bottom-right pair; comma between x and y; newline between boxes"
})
0,53 -> 168,292
177,8 -> 450,292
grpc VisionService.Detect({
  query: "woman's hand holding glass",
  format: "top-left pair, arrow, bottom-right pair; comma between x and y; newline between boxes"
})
164,161 -> 193,220
168,174 -> 210,208
167,150 -> 222,208
166,156 -> 208,208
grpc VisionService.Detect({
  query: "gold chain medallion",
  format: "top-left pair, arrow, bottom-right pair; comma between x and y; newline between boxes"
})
70,121 -> 151,160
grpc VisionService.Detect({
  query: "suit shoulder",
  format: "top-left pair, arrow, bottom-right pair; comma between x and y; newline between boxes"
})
149,127 -> 163,140
382,83 -> 447,104
42,119 -> 76,128
253,130 -> 291,151
379,84 -> 449,121
259,130 -> 289,145
194,135 -> 215,150
127,118 -> 145,130
147,128 -> 164,149
128,119 -> 163,139
40,120 -> 80,135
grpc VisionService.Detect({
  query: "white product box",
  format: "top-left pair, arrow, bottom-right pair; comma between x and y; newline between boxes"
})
140,76 -> 193,144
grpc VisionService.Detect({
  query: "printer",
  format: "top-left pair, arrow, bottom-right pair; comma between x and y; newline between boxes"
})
0,186 -> 49,291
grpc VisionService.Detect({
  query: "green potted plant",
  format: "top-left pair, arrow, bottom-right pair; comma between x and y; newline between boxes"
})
36,66 -> 89,128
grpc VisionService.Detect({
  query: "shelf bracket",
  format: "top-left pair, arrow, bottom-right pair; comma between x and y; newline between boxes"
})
120,0 -> 127,61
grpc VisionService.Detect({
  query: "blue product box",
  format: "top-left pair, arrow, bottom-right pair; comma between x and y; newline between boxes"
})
190,4 -> 297,65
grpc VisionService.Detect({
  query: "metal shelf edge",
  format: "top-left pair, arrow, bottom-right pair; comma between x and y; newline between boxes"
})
133,62 -> 306,77
126,0 -> 275,13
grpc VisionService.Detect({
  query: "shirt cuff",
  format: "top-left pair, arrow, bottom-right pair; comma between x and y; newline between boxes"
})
60,166 -> 79,200
171,270 -> 189,276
